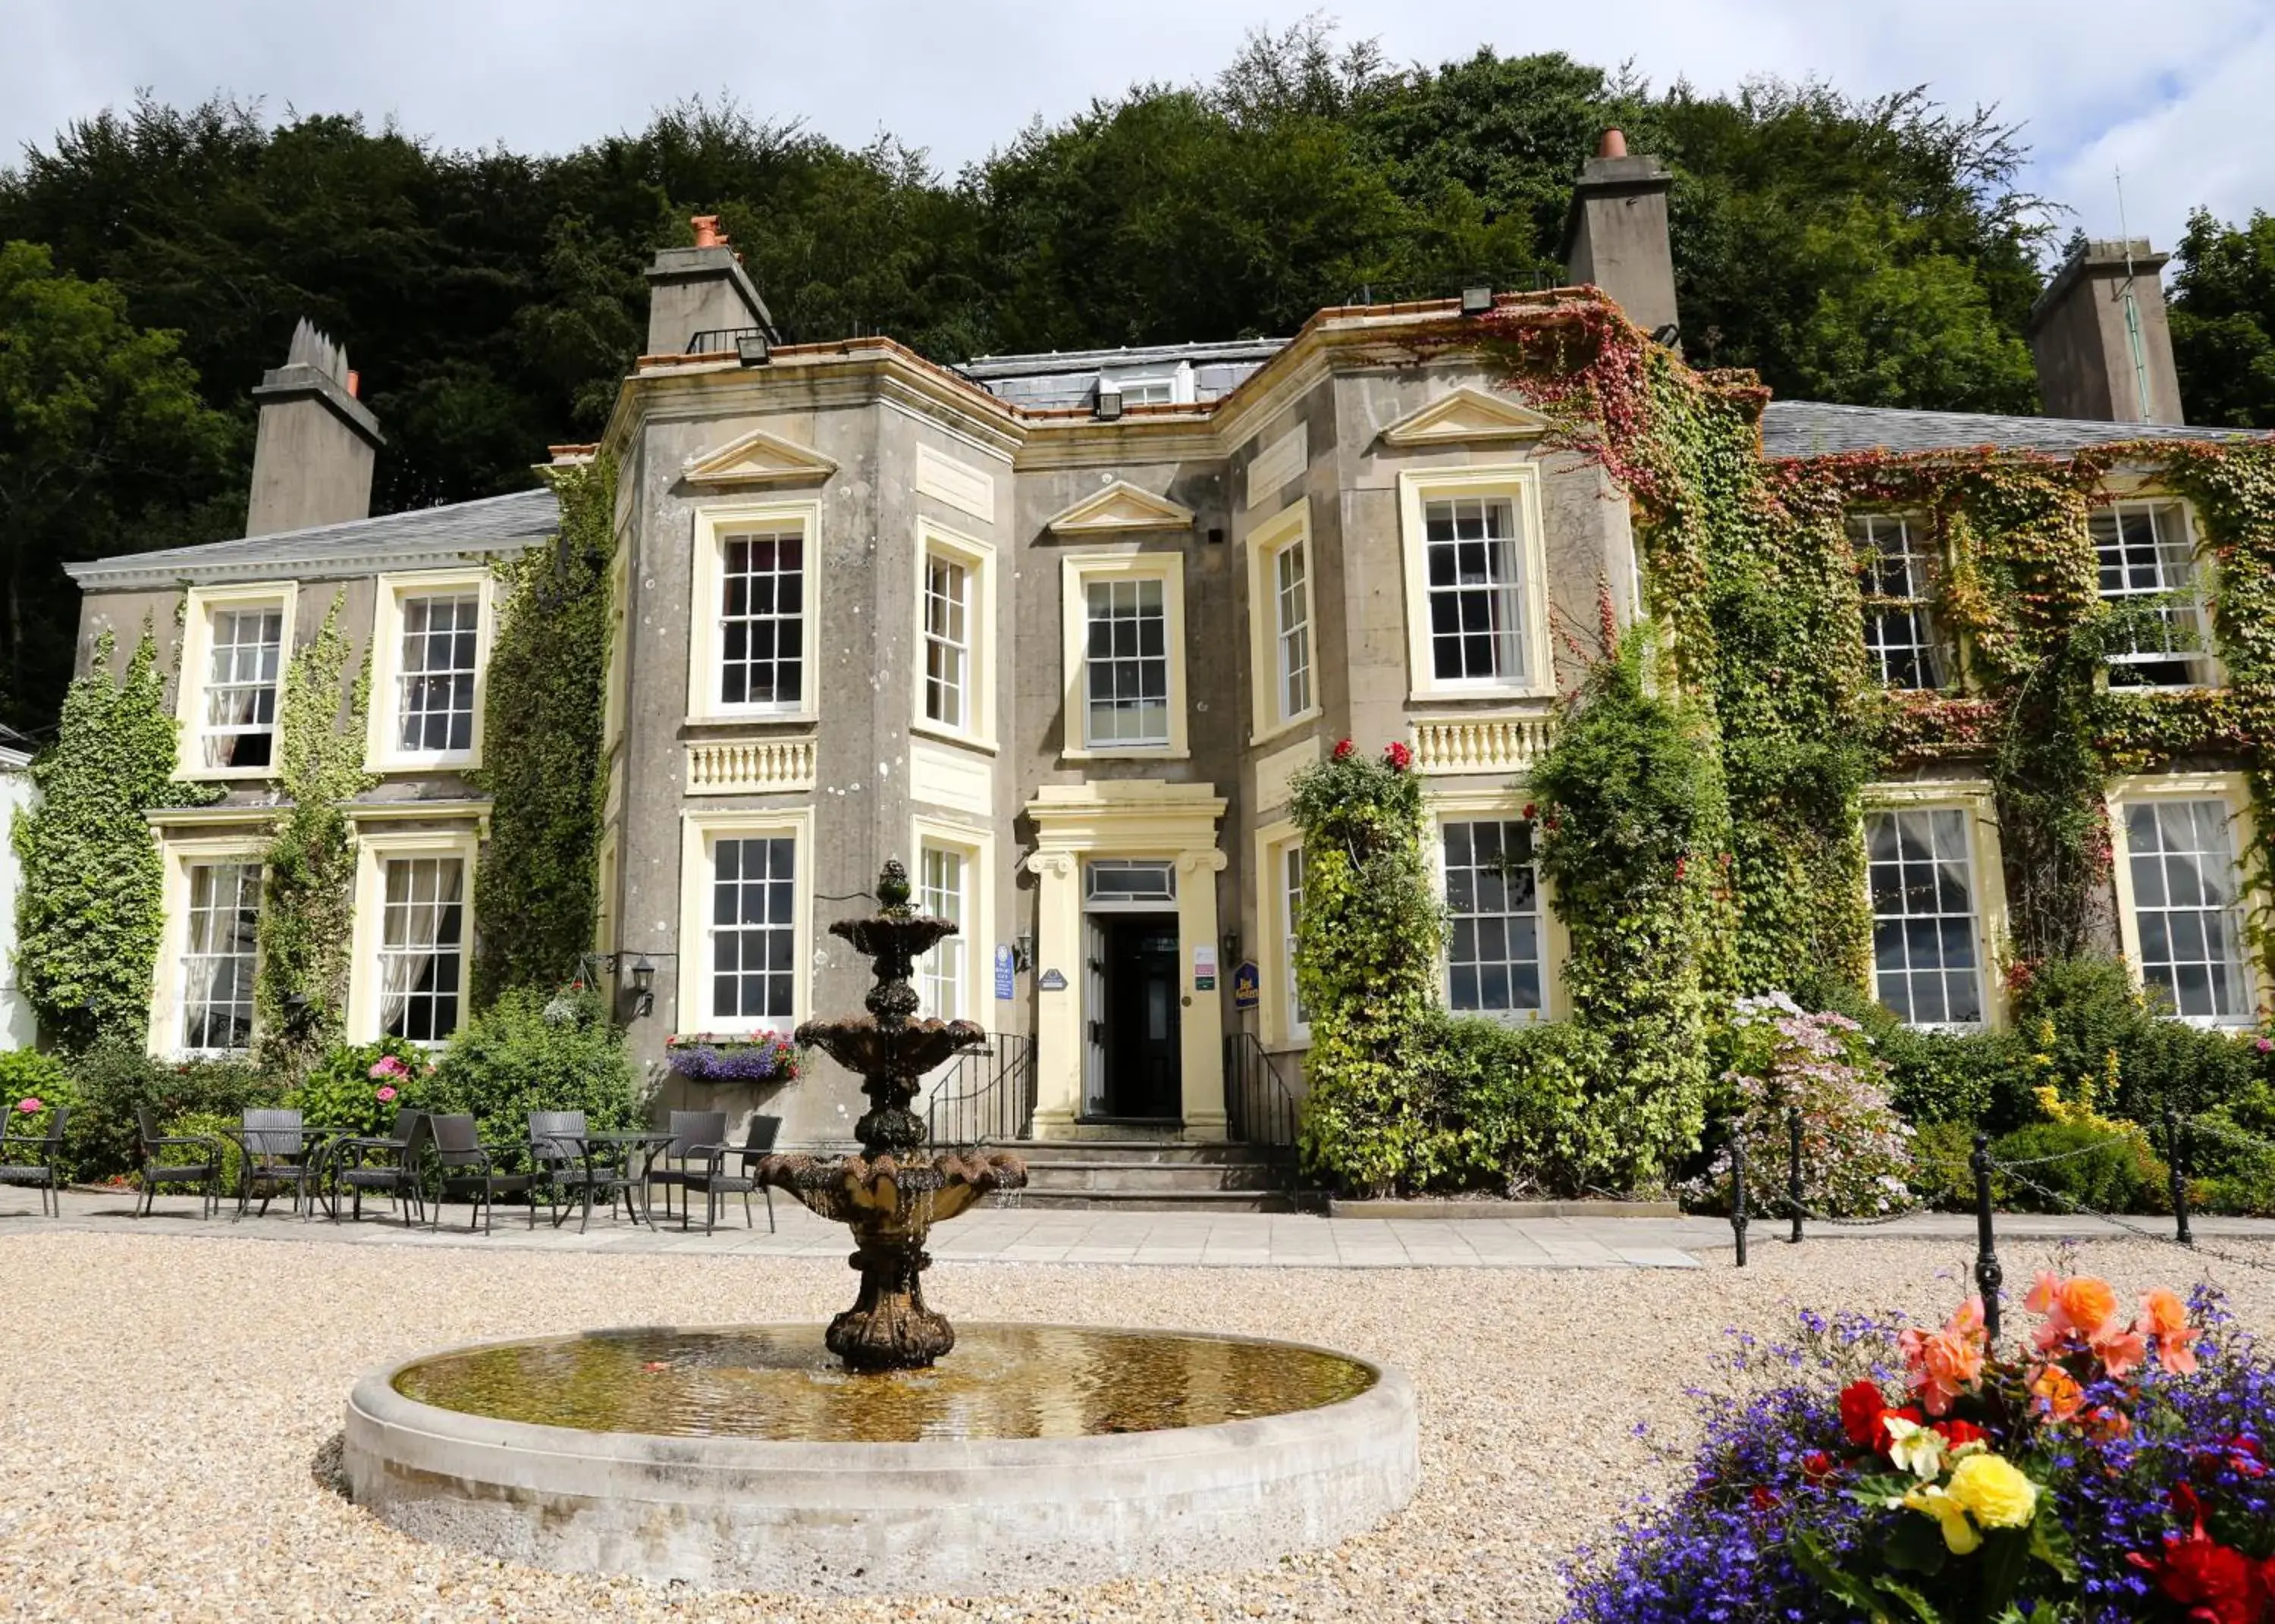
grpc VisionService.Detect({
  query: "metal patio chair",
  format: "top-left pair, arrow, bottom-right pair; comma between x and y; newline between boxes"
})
646,1110 -> 726,1230
224,1109 -> 322,1219
0,1105 -> 71,1217
133,1105 -> 221,1218
529,1110 -> 628,1232
679,1112 -> 781,1235
429,1113 -> 534,1234
334,1110 -> 431,1226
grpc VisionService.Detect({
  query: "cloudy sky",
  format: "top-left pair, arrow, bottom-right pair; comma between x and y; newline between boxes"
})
6,0 -> 2270,263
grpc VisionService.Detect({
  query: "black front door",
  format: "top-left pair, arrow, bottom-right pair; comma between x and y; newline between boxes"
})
1097,913 -> 1181,1119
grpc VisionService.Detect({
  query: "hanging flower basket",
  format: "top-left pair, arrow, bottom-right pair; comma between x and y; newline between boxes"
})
664,1033 -> 803,1084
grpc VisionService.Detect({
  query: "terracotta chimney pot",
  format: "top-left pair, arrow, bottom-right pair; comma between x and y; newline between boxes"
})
345,369 -> 359,399
691,214 -> 725,249
1598,128 -> 1628,160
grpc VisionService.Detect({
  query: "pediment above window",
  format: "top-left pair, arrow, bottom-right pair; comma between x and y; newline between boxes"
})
680,427 -> 839,489
1043,480 -> 1196,535
1380,387 -> 1552,447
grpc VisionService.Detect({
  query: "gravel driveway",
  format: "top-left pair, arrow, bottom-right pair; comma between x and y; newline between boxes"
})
1,1231 -> 2269,1622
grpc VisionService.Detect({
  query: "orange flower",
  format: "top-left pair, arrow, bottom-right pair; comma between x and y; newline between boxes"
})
2091,1321 -> 2149,1381
1899,1296 -> 1988,1416
2057,1276 -> 2120,1337
2136,1288 -> 2201,1376
2031,1364 -> 2085,1422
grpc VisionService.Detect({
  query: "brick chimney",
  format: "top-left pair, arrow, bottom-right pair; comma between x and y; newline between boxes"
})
1561,130 -> 1680,346
645,215 -> 780,356
246,318 -> 384,536
2026,239 -> 2185,424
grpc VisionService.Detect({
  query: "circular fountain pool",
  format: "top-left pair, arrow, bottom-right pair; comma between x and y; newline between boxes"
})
345,1322 -> 1417,1594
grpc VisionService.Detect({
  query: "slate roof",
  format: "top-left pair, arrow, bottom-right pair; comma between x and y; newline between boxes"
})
67,487 -> 560,591
959,338 -> 1285,411
1760,400 -> 2263,460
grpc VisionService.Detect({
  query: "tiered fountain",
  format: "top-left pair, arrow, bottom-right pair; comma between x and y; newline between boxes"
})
343,864 -> 1416,1594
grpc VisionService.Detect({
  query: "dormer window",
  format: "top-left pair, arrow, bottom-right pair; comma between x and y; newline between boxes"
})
1098,361 -> 1194,408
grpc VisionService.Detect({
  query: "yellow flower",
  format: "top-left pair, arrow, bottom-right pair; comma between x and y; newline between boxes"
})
1945,1453 -> 2038,1530
1902,1484 -> 1981,1555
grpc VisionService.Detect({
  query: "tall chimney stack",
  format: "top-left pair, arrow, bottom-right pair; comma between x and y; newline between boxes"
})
645,215 -> 780,356
246,319 -> 384,536
1561,130 -> 1680,346
2026,240 -> 2185,424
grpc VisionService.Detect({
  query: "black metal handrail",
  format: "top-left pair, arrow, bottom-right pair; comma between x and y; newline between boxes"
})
924,1034 -> 1037,1149
686,326 -> 770,354
1222,1032 -> 1302,1194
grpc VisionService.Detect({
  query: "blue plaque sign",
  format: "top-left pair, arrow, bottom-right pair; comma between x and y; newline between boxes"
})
993,943 -> 1016,999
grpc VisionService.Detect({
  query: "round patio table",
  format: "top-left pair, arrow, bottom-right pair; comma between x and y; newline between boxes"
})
558,1130 -> 676,1231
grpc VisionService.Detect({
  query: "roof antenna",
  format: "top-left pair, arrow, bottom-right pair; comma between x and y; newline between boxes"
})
2115,166 -> 2154,423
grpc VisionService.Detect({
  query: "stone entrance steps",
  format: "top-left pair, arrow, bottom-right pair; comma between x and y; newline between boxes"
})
997,1139 -> 1294,1212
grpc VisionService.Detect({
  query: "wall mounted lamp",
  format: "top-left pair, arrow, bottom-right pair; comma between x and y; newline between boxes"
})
629,955 -> 657,1020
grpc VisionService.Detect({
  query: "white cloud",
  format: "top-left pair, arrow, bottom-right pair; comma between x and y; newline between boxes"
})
2,0 -> 2266,260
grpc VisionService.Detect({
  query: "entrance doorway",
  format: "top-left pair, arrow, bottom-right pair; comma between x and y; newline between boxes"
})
1080,858 -> 1182,1122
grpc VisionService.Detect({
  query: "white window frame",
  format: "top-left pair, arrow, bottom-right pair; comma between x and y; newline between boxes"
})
1059,552 -> 1189,760
1398,464 -> 1552,702
365,567 -> 496,771
147,834 -> 269,1058
1424,788 -> 1567,1023
1099,361 -> 1194,407
1850,512 -> 1944,691
1244,500 -> 1323,744
1254,819 -> 1310,1048
676,807 -> 814,1036
175,582 -> 297,781
1860,782 -> 2009,1031
2107,773 -> 2263,1027
2091,498 -> 2218,690
686,500 -> 821,725
912,815 -> 996,1024
345,829 -> 479,1046
912,519 -> 996,751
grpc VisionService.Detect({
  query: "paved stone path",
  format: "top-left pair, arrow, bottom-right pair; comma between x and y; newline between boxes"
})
8,1189 -> 2275,1269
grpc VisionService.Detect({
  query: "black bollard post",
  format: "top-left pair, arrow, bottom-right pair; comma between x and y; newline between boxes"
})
1731,1126 -> 1749,1268
1787,1106 -> 1805,1245
2167,1108 -> 2195,1248
1972,1131 -> 2002,1343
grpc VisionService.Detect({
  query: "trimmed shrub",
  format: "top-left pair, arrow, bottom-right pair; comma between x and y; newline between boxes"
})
64,1039 -> 278,1181
1420,1013 -> 1607,1196
0,1051 -> 82,1178
1989,1119 -> 2163,1215
425,986 -> 645,1162
287,1037 -> 444,1136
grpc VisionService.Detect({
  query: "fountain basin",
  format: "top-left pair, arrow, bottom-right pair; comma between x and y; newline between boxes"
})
343,1323 -> 1417,1594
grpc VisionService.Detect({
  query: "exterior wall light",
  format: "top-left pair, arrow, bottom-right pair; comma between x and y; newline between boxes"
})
736,332 -> 771,367
629,955 -> 657,1020
1460,285 -> 1494,317
1094,387 -> 1123,422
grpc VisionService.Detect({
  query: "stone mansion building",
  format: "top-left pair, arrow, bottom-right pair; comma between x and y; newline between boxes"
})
64,138 -> 2265,1158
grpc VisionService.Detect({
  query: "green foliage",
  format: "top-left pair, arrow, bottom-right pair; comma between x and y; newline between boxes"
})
426,986 -> 644,1160
1530,629 -> 1728,1190
254,595 -> 374,1076
1874,1020 -> 2040,1134
469,456 -> 614,1004
286,1037 -> 441,1137
1990,1119 -> 2163,1216
64,1036 -> 277,1181
2170,207 -> 2275,431
1289,745 -> 1445,1195
14,628 -> 212,1048
0,1051 -> 82,1177
1419,1012 -> 1608,1194
0,240 -> 235,727
2193,1080 -> 2275,1215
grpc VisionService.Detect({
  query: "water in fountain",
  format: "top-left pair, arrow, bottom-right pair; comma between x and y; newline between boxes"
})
748,859 -> 1028,1371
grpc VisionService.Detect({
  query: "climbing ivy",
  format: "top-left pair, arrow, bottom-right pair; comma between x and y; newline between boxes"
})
12,626 -> 212,1048
469,455 -> 616,1005
254,595 -> 375,1075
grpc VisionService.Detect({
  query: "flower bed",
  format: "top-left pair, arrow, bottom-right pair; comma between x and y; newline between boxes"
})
663,1033 -> 802,1085
1564,1270 -> 2274,1622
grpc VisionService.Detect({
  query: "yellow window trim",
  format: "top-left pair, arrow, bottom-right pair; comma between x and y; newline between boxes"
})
1398,462 -> 1553,704
911,814 -> 996,1025
675,805 -> 816,1036
1423,786 -> 1570,1023
1057,550 -> 1190,760
174,582 -> 298,783
344,827 -> 482,1045
363,566 -> 497,773
2105,771 -> 2264,1024
911,518 -> 998,751
1244,499 -> 1323,745
685,498 -> 824,726
1860,780 -> 2011,1030
147,832 -> 271,1060
1254,817 -> 1309,1049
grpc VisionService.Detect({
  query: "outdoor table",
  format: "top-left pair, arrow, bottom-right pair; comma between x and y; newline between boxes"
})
310,1123 -> 408,1222
557,1130 -> 676,1230
216,1122 -> 359,1221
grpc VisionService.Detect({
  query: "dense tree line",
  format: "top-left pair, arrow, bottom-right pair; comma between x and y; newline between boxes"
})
0,20 -> 2266,731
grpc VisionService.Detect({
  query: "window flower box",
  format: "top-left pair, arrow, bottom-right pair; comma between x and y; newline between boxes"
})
664,1033 -> 802,1084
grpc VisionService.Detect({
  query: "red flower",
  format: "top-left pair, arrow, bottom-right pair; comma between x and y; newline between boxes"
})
1749,1485 -> 1778,1513
2129,1507 -> 2272,1624
1521,803 -> 1536,821
1801,1451 -> 1837,1485
1332,738 -> 1355,760
1383,740 -> 1414,772
1931,1419 -> 1987,1450
1838,1380 -> 1887,1450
